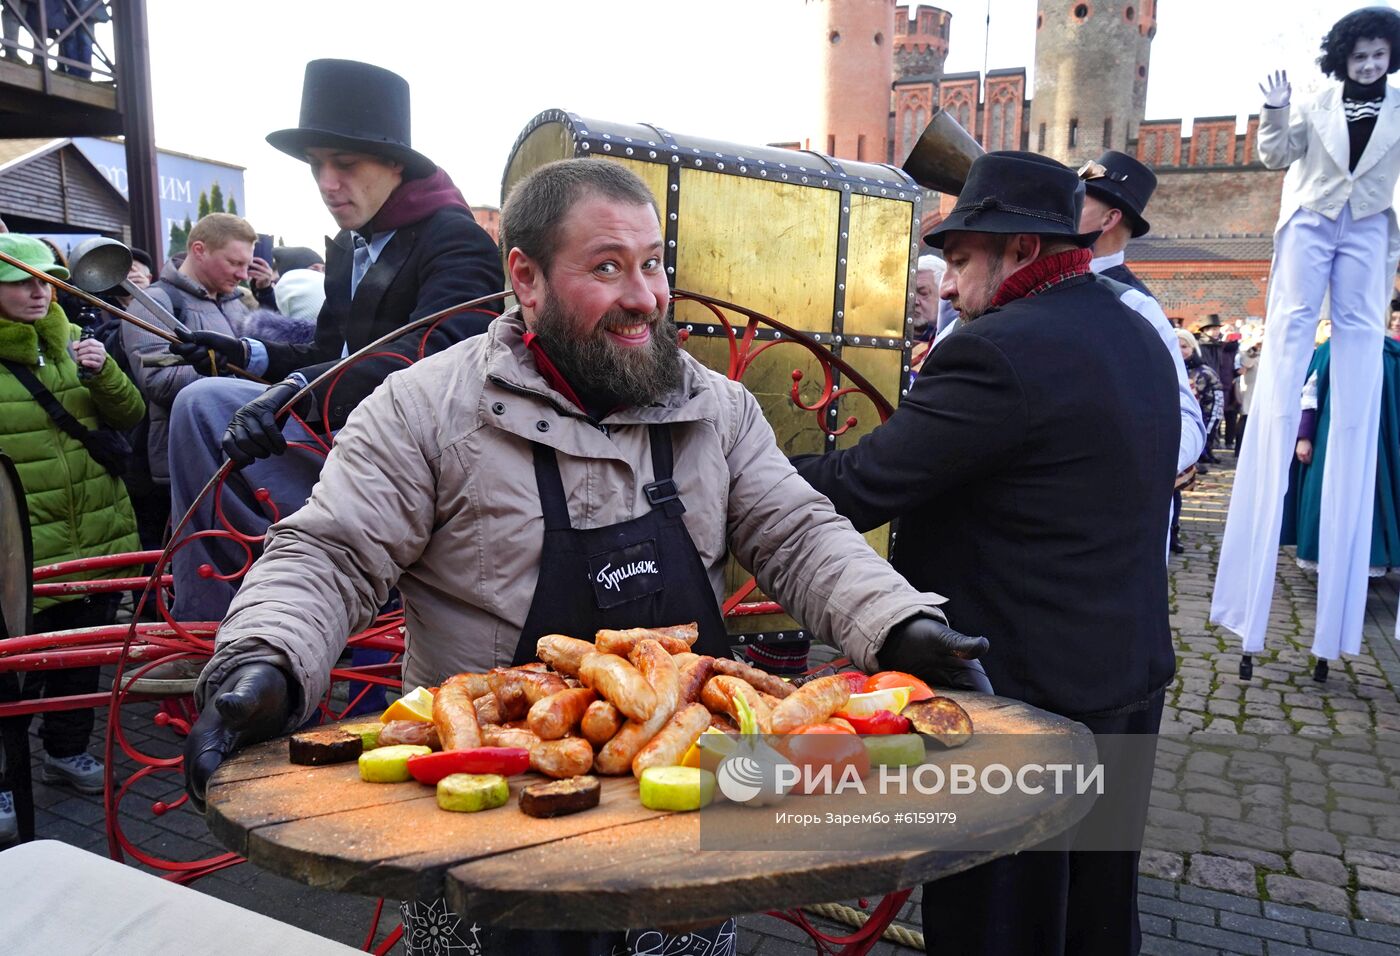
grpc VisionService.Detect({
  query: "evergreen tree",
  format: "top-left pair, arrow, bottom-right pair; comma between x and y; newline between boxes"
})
210,182 -> 225,213
227,194 -> 238,216
168,214 -> 194,256
197,191 -> 210,220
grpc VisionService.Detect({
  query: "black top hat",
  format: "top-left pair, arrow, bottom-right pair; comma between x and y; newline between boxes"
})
1077,150 -> 1156,238
925,151 -> 1100,250
266,59 -> 435,179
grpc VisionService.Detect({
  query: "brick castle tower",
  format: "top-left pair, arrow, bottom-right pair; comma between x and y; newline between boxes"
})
1029,1 -> 1157,165
808,0 -> 898,163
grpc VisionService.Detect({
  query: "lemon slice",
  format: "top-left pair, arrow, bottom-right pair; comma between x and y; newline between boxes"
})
683,728 -> 737,770
639,766 -> 716,812
380,686 -> 435,723
838,687 -> 912,718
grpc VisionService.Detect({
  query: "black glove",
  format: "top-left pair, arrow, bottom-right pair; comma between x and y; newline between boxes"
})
221,379 -> 305,467
877,614 -> 994,694
184,662 -> 294,813
169,327 -> 249,376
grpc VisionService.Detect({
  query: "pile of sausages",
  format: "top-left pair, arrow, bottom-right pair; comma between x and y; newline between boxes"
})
419,624 -> 857,780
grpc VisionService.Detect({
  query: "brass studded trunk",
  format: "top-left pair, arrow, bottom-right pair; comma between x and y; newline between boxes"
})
502,110 -> 925,648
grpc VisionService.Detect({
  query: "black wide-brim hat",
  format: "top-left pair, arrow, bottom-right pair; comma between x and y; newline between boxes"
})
1079,149 -> 1156,238
266,59 -> 435,179
925,151 -> 1100,249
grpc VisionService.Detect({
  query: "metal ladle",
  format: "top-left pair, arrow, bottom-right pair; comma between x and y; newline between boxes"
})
68,236 -> 191,335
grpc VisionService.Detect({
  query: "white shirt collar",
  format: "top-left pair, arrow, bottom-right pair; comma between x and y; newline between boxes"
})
1090,249 -> 1126,274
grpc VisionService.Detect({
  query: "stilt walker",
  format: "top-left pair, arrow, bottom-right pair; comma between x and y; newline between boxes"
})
1212,6 -> 1400,682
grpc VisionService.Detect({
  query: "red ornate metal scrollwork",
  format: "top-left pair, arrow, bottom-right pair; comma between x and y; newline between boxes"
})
0,288 -> 908,951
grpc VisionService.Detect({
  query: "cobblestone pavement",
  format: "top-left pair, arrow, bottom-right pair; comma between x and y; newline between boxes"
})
4,455 -> 1399,954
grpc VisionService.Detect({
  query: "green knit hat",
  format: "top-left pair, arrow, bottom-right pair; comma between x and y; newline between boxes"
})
0,234 -> 70,283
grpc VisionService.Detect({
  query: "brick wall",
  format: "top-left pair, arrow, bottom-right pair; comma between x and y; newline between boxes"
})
1131,261 -> 1270,327
1148,167 -> 1285,237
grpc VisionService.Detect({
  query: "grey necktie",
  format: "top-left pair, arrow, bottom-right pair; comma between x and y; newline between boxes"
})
350,233 -> 371,300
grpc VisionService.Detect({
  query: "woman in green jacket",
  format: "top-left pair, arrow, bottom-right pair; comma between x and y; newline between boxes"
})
0,234 -> 145,834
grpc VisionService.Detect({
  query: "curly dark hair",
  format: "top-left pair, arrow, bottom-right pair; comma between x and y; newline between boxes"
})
1318,6 -> 1400,80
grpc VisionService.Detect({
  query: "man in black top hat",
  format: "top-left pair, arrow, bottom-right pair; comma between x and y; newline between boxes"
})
796,150 -> 1179,956
1078,148 -> 1157,295
1078,150 -> 1207,527
163,59 -> 504,625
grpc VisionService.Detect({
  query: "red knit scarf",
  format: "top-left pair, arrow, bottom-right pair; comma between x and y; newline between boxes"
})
522,330 -> 587,411
988,247 -> 1093,309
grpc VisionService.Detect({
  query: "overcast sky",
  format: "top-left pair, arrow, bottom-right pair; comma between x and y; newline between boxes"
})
144,0 -> 1365,248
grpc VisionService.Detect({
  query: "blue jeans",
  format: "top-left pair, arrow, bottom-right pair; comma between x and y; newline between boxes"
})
166,378 -> 328,623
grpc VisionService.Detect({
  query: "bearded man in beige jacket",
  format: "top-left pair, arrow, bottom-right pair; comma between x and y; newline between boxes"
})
183,158 -> 989,953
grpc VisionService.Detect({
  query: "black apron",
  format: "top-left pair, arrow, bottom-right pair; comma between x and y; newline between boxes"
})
512,423 -> 732,664
405,424 -> 737,956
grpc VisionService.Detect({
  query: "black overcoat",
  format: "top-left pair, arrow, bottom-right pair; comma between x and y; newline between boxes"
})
264,205 -> 503,428
797,274 -> 1179,719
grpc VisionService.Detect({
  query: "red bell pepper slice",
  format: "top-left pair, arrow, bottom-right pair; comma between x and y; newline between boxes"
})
841,710 -> 913,735
406,748 -> 530,785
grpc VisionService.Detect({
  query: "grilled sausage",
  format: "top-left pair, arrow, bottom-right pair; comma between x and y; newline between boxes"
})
488,668 -> 565,721
377,720 -> 441,749
769,674 -> 851,734
596,628 -> 691,657
578,652 -> 657,722
677,656 -> 716,705
528,687 -> 598,741
536,635 -> 596,677
481,725 -> 540,750
632,703 -> 711,777
530,737 -> 596,779
432,676 -> 483,750
448,673 -> 492,700
516,669 -> 568,704
711,658 -> 796,699
701,675 -> 774,733
647,622 -> 699,645
580,699 -> 623,745
594,641 -> 680,775
472,693 -> 501,726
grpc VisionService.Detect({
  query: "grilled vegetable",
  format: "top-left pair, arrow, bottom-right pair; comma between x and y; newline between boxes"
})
358,744 -> 432,782
436,773 -> 510,812
862,733 -> 927,767
904,697 -> 974,748
406,748 -> 530,785
289,727 -> 362,765
519,775 -> 602,818
639,766 -> 715,812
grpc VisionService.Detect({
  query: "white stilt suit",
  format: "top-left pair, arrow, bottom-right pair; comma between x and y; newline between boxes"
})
1211,83 -> 1400,661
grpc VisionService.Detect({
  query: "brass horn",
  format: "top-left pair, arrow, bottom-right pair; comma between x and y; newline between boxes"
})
901,107 -> 985,195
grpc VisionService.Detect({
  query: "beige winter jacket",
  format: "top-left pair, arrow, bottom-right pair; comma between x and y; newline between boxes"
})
196,311 -> 946,726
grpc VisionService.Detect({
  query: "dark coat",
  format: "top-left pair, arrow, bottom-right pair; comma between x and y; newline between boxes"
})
264,205 -> 503,428
1100,261 -> 1152,298
796,274 -> 1178,719
1198,339 -> 1239,412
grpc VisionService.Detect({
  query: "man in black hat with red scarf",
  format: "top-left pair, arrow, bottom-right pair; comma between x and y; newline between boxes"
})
796,151 -> 1179,955
163,59 -> 503,625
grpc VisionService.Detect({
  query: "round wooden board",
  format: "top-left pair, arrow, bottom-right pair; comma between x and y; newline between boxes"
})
206,692 -> 1094,929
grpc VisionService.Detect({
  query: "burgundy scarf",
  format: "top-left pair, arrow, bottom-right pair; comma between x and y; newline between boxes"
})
369,167 -> 473,232
989,247 -> 1093,309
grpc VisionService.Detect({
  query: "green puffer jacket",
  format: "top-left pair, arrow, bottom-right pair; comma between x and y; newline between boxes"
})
0,302 -> 145,612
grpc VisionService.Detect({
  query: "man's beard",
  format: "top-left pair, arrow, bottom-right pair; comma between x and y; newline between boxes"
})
532,293 -> 684,409
957,266 -> 1006,322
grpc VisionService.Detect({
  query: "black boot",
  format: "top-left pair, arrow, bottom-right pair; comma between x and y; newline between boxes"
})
1312,658 -> 1328,683
1239,654 -> 1253,681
